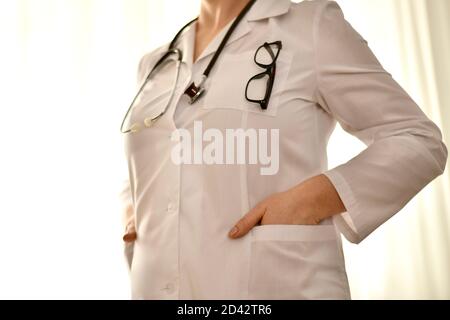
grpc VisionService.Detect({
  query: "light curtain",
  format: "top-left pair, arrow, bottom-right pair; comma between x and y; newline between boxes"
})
0,0 -> 448,299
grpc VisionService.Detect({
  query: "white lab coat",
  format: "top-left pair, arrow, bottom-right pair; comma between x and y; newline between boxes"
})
121,0 -> 448,299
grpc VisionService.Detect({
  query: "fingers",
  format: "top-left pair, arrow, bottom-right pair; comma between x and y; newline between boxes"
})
229,203 -> 266,239
123,231 -> 137,243
123,224 -> 137,243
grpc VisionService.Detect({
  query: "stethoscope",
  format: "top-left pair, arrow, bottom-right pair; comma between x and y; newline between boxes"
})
120,0 -> 258,134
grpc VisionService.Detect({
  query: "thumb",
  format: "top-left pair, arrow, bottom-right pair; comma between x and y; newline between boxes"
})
228,203 -> 266,239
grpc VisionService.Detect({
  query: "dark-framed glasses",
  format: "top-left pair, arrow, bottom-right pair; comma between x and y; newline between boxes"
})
121,49 -> 182,134
245,41 -> 282,110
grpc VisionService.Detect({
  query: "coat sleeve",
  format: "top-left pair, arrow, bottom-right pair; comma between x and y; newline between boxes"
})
120,54 -> 151,270
120,50 -> 162,269
313,0 -> 448,244
120,50 -> 156,237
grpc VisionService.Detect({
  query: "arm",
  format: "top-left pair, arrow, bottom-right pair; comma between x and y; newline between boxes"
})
120,52 -> 155,243
229,0 -> 447,242
315,0 -> 447,243
228,174 -> 346,238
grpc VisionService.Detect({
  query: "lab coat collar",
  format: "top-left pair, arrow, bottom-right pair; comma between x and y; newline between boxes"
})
246,0 -> 292,21
180,0 -> 291,66
180,23 -> 196,67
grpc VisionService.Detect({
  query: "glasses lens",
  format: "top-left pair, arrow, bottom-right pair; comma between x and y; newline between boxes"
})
124,52 -> 180,132
255,43 -> 279,67
246,73 -> 270,101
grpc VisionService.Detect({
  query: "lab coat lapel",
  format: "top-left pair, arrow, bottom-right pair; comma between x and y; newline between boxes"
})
180,22 -> 196,68
195,0 -> 291,63
246,0 -> 291,22
195,19 -> 251,63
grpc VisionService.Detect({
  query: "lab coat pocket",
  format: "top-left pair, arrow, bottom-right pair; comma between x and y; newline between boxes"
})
248,224 -> 350,300
203,50 -> 292,117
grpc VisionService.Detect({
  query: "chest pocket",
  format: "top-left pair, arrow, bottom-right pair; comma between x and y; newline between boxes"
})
203,49 -> 293,117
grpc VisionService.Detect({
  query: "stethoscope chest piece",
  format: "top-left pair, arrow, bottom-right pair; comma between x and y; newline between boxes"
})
184,75 -> 207,105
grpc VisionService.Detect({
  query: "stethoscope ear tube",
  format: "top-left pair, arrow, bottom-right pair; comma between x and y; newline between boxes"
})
120,49 -> 182,133
169,18 -> 199,51
144,58 -> 182,128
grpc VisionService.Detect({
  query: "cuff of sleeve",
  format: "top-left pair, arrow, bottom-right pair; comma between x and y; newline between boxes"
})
323,168 -> 364,244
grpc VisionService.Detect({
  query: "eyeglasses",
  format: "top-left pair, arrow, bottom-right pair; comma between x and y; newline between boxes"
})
245,41 -> 282,110
121,49 -> 182,134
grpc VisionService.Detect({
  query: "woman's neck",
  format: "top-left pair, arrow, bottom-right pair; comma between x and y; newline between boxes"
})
198,0 -> 252,32
193,0 -> 252,63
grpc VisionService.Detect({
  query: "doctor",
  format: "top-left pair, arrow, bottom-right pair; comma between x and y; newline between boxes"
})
120,0 -> 448,299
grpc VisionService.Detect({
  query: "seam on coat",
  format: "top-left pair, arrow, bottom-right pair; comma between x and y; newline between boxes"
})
312,0 -> 329,106
240,110 -> 253,299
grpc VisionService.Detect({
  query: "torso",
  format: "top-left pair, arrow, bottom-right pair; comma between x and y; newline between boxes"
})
125,0 -> 351,300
